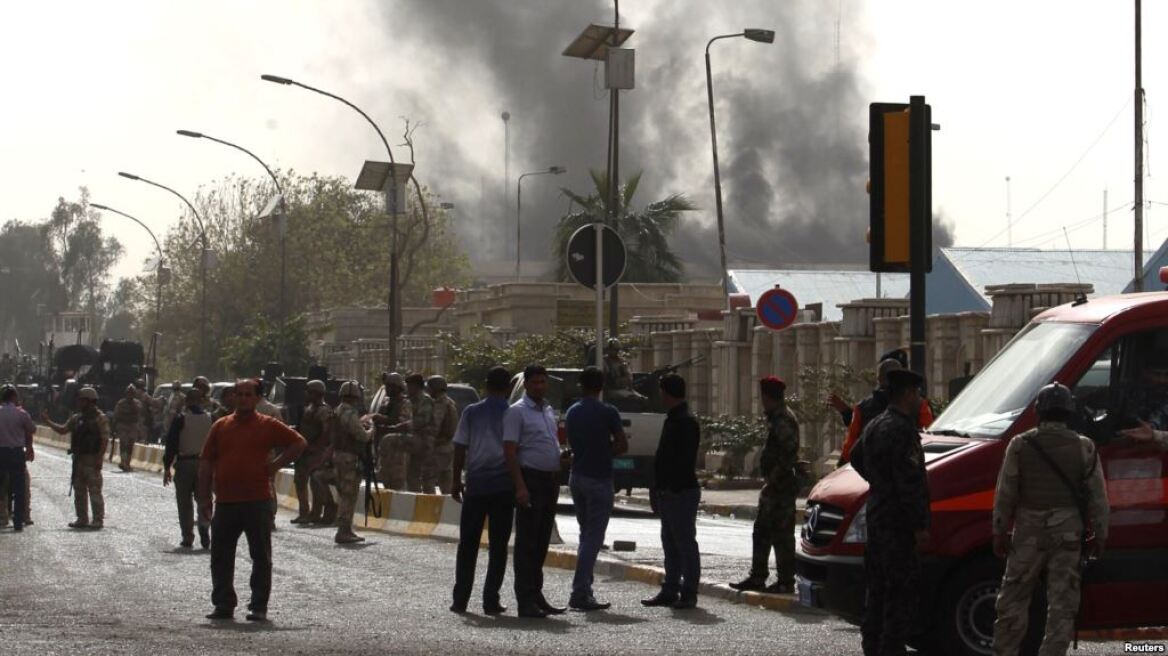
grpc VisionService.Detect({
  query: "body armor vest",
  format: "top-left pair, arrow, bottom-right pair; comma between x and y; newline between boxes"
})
300,403 -> 326,444
179,412 -> 214,456
71,412 -> 102,455
114,399 -> 141,424
333,404 -> 363,455
1017,425 -> 1089,510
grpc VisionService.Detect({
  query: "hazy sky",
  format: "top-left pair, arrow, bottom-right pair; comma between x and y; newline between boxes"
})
1,0 -> 1164,284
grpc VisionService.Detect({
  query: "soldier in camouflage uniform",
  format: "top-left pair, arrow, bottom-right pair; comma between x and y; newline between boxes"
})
851,368 -> 931,656
402,374 -> 437,493
315,381 -> 373,544
42,387 -> 110,530
373,372 -> 412,490
291,380 -> 333,525
193,376 -> 222,416
424,376 -> 460,494
730,376 -> 801,594
991,383 -> 1109,656
112,384 -> 145,472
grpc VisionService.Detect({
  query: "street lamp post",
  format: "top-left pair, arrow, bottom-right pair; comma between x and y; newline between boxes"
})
516,166 -> 566,280
176,129 -> 287,363
118,172 -> 210,374
261,73 -> 405,370
705,28 -> 775,306
89,203 -> 165,325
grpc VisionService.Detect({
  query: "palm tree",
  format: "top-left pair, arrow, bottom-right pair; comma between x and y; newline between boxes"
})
553,169 -> 695,283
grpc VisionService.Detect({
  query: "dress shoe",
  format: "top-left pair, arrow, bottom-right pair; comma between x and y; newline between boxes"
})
199,528 -> 211,550
517,603 -> 548,619
765,582 -> 794,595
179,541 -> 194,549
728,576 -> 767,592
206,607 -> 233,620
482,602 -> 508,616
569,595 -> 611,611
335,531 -> 366,544
245,610 -> 268,622
641,592 -> 679,607
89,521 -> 103,530
13,524 -> 22,532
290,515 -> 309,524
68,520 -> 90,529
449,602 -> 467,614
672,594 -> 698,610
536,596 -> 566,615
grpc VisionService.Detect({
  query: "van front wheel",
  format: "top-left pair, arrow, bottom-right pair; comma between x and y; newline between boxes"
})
928,557 -> 1046,656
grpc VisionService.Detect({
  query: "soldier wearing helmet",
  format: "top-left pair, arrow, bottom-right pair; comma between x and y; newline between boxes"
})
42,387 -> 110,530
111,384 -> 146,472
371,372 -> 412,490
423,375 -> 459,494
401,373 -> 436,493
603,339 -> 644,403
991,382 -> 1110,656
192,376 -> 221,415
312,380 -> 374,543
291,380 -> 333,525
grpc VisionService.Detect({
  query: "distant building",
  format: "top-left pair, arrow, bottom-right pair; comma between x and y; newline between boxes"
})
729,247 -> 1155,320
45,310 -> 95,348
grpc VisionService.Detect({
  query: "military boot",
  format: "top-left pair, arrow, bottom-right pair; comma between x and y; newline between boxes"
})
334,529 -> 365,544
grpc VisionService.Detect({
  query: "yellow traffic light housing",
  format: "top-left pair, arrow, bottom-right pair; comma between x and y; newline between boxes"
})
869,102 -> 932,273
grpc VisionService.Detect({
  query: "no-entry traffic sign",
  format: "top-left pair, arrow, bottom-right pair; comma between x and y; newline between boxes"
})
756,287 -> 799,331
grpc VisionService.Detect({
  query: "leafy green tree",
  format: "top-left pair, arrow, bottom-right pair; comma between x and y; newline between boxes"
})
218,313 -> 319,378
553,170 -> 695,283
42,188 -> 123,329
0,221 -> 65,350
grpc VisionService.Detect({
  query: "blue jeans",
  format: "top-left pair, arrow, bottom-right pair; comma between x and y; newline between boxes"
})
570,473 -> 614,598
656,487 -> 701,597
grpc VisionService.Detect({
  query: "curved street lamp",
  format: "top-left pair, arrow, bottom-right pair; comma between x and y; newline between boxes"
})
89,203 -> 165,325
176,129 -> 288,362
706,28 -> 775,306
261,73 -> 406,367
516,166 -> 566,280
117,171 -> 211,374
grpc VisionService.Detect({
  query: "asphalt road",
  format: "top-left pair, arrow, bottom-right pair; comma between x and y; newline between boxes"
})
0,447 -> 1129,655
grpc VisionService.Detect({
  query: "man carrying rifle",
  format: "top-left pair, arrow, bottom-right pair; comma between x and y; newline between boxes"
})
991,383 -> 1109,656
43,387 -> 109,530
315,381 -> 374,544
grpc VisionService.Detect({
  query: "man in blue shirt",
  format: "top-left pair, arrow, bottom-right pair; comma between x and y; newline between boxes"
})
449,366 -> 513,616
504,364 -> 566,619
565,366 -> 628,611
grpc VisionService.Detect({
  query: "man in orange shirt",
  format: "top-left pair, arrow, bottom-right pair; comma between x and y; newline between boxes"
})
198,378 -> 305,622
838,359 -> 933,468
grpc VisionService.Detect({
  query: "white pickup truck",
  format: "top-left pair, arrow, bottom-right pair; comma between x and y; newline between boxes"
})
509,368 -> 666,492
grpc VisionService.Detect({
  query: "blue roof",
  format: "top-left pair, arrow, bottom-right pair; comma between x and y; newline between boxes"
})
729,247 -> 1151,321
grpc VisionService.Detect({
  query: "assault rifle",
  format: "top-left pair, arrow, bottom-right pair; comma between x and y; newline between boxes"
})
635,354 -> 706,389
362,440 -> 382,527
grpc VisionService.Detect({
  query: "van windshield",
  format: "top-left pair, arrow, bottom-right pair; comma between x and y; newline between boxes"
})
930,321 -> 1096,438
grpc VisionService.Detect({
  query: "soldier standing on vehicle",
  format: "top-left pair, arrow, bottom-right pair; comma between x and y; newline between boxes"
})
163,389 -> 214,549
730,376 -> 800,594
991,383 -> 1109,656
42,387 -> 109,530
403,373 -> 435,493
373,372 -> 411,489
603,339 -> 645,403
111,384 -> 145,472
850,368 -> 930,656
291,380 -> 333,525
424,376 -> 459,494
321,381 -> 374,544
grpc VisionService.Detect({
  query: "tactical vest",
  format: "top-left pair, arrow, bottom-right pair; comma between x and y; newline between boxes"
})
300,403 -> 326,444
114,399 -> 141,425
378,396 -> 403,437
71,412 -> 103,455
178,411 -> 213,456
332,404 -> 363,455
1016,424 -> 1091,510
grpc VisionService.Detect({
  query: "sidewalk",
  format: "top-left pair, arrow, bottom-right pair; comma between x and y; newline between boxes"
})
616,487 -> 807,523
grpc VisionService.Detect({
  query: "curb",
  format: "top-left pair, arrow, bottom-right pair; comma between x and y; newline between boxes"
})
619,495 -> 808,524
1078,626 -> 1168,642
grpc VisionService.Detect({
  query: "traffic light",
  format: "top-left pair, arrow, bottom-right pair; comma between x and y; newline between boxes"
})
869,102 -> 932,273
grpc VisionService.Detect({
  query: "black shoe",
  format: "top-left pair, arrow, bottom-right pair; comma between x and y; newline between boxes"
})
672,594 -> 698,610
765,582 -> 794,595
517,603 -> 548,619
483,602 -> 508,616
641,592 -> 679,607
179,541 -> 194,550
728,576 -> 767,592
206,608 -> 233,620
449,602 -> 468,614
13,525 -> 22,532
569,595 -> 611,611
536,596 -> 566,615
199,527 -> 210,549
245,610 -> 267,622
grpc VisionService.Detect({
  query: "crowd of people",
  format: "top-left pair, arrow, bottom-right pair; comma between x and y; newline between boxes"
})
4,351 -> 1166,655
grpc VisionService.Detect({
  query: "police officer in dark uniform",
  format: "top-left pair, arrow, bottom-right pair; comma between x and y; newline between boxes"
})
851,368 -> 931,656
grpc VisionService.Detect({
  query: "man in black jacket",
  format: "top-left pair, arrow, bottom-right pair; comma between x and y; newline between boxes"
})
642,373 -> 702,610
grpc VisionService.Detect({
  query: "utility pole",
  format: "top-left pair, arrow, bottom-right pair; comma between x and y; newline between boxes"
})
608,0 -> 622,339
1005,176 -> 1013,247
908,96 -> 931,378
1134,0 -> 1145,290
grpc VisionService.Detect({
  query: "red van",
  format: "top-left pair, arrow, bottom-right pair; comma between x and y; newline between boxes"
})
795,293 -> 1168,655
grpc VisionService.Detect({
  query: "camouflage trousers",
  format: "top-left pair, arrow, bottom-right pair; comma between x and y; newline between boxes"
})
115,423 -> 143,469
293,449 -> 329,520
317,452 -> 361,531
72,455 -> 105,524
424,442 -> 454,495
750,481 -> 797,584
380,434 -> 432,492
993,511 -> 1083,656
862,527 -> 921,656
